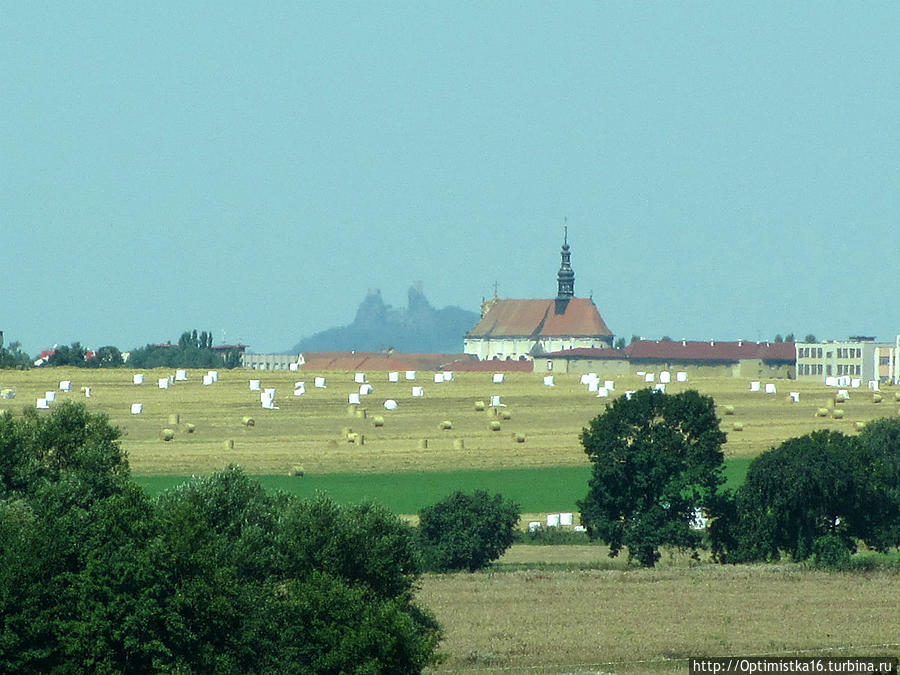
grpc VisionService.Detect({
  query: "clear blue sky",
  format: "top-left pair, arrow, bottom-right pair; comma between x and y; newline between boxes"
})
3,3 -> 898,355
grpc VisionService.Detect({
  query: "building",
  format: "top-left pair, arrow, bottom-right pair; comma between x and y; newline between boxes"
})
241,353 -> 301,370
294,351 -> 475,372
464,232 -> 614,361
795,337 -> 897,383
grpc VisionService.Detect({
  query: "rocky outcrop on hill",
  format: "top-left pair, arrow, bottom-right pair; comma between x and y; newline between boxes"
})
292,285 -> 478,354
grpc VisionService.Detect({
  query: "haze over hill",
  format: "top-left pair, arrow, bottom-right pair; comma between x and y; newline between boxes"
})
291,285 -> 479,354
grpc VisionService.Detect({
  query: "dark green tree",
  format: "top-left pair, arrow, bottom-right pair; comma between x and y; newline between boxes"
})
578,389 -> 728,567
418,490 -> 520,572
614,337 -> 626,350
84,345 -> 124,368
0,407 -> 441,674
804,334 -> 817,343
0,341 -> 31,369
773,334 -> 784,343
726,430 -> 862,562
852,418 -> 900,551
47,342 -> 86,367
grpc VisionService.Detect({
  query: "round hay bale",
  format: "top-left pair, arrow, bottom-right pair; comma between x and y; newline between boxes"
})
452,439 -> 465,450
500,411 -> 512,421
289,465 -> 305,477
223,439 -> 234,450
167,413 -> 180,425
815,408 -> 830,417
347,432 -> 359,444
873,393 -> 883,403
160,428 -> 175,441
185,423 -> 196,433
514,433 -> 526,443
723,405 -> 735,415
832,409 -> 844,420
489,420 -> 501,432
241,416 -> 255,427
373,416 -> 385,427
474,400 -> 486,411
418,438 -> 428,449
354,408 -> 367,419
732,422 -> 744,432
894,392 -> 900,402
854,421 -> 866,431
439,420 -> 452,430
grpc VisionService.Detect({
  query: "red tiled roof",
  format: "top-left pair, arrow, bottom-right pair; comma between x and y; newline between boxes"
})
298,351 -> 475,372
623,340 -> 795,363
542,348 -> 628,360
445,359 -> 534,372
466,298 -> 613,339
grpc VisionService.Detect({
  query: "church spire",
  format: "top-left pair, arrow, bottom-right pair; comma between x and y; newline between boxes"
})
556,224 -> 575,300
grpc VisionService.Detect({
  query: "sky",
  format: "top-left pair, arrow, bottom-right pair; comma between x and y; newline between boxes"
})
2,3 -> 898,356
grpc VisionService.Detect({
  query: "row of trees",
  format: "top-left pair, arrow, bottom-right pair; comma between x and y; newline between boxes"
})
0,341 -> 31,369
579,389 -> 899,567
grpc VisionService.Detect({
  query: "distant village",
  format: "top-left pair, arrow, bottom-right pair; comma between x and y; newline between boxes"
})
7,235 -> 899,385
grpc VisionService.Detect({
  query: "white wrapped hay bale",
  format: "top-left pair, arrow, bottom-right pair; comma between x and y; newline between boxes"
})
36,398 -> 49,409
354,373 -> 366,384
158,378 -> 169,389
659,371 -> 671,384
560,512 -> 574,526
765,383 -> 777,394
546,513 -> 561,528
543,375 -> 554,387
405,371 -> 416,381
433,373 -> 444,384
59,380 -> 71,392
348,393 -> 361,405
315,376 -> 326,388
492,373 -> 504,384
133,374 -> 144,385
175,369 -> 187,381
676,371 -> 688,382
388,371 -> 399,382
412,386 -> 424,397
131,403 -> 143,414
750,381 -> 760,392
249,380 -> 261,391
383,399 -> 398,410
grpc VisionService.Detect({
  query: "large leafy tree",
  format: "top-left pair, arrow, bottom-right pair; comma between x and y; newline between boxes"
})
0,340 -> 31,369
418,490 -> 520,572
578,389 -> 728,567
723,423 -> 900,563
0,404 -> 441,673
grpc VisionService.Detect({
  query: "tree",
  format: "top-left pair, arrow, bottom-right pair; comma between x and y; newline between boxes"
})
725,430 -> 865,563
0,407 -> 442,673
418,490 -> 520,572
84,345 -> 123,368
804,334 -> 817,343
785,333 -> 795,343
773,334 -> 784,343
853,418 -> 900,551
614,337 -> 626,350
578,389 -> 728,567
0,341 -> 31,369
47,342 -> 86,367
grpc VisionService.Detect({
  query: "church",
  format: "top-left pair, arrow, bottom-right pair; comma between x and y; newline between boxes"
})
463,233 -> 615,361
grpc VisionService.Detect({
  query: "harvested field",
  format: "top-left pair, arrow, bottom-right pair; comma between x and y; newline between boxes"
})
0,368 -> 896,476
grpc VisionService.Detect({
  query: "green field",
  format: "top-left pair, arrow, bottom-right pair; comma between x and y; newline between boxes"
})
133,458 -> 752,513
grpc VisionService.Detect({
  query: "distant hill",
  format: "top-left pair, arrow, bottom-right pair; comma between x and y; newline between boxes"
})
292,285 -> 479,354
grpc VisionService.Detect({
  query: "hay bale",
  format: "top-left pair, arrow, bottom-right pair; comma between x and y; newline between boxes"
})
873,393 -> 883,403
452,439 -> 465,450
815,408 -> 830,417
832,409 -> 845,419
354,408 -> 367,419
341,426 -> 353,437
241,416 -> 255,427
373,416 -> 385,427
489,420 -> 501,431
185,423 -> 196,433
854,421 -> 866,431
223,439 -> 234,450
895,391 -> 900,402
500,411 -> 512,421
168,413 -> 180,425
732,422 -> 743,432
347,432 -> 359,443
160,428 -> 175,441
474,400 -> 485,411
514,433 -> 526,443
289,465 -> 305,477
418,438 -> 428,449
723,405 -> 735,415
439,420 -> 452,430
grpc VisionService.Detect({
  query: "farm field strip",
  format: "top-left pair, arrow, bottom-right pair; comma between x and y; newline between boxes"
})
1,367 -> 896,477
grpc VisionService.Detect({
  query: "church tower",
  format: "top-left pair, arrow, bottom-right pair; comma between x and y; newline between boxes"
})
555,227 -> 574,313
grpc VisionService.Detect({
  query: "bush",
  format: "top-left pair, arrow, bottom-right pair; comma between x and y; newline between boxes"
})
418,490 -> 520,572
811,534 -> 852,571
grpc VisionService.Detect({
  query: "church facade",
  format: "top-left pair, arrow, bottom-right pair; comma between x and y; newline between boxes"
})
463,234 -> 615,361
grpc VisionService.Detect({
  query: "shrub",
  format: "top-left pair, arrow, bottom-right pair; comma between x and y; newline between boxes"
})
418,490 -> 520,572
